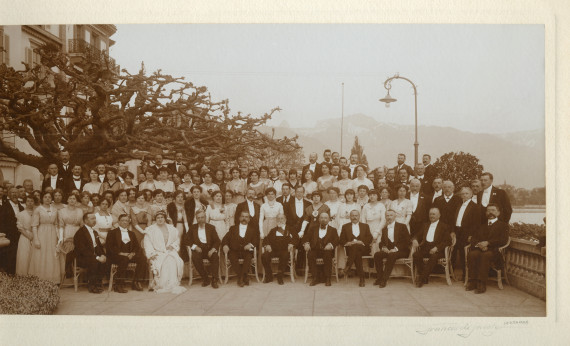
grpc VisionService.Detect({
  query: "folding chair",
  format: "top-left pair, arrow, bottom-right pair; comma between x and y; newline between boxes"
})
186,246 -> 222,286
304,246 -> 339,283
261,247 -> 296,283
223,247 -> 260,284
73,258 -> 87,292
464,237 -> 511,289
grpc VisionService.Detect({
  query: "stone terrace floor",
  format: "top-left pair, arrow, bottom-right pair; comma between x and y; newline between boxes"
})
55,274 -> 546,316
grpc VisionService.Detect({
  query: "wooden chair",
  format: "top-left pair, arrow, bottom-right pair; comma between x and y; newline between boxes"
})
464,237 -> 511,289
303,246 -> 339,284
385,245 -> 416,285
342,246 -> 374,282
418,236 -> 456,285
72,258 -> 86,292
223,247 -> 260,284
186,246 -> 223,286
261,247 -> 296,283
108,262 -> 138,292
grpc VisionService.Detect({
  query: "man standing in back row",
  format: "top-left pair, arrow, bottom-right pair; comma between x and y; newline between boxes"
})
393,153 -> 414,178
477,172 -> 512,223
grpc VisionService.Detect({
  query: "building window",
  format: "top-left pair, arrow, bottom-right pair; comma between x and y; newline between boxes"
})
25,45 -> 41,68
0,32 -> 9,66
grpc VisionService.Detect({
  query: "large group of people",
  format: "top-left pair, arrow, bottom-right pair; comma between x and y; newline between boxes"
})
0,148 -> 512,295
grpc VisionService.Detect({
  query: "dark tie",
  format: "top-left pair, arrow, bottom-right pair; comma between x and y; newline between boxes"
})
74,178 -> 81,181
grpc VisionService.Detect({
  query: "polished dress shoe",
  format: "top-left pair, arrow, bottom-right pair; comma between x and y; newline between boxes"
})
373,279 -> 381,286
201,277 -> 211,287
211,279 -> 219,289
237,278 -> 244,287
415,280 -> 424,288
114,284 -> 128,294
277,275 -> 284,285
465,281 -> 477,291
310,279 -> 319,286
132,281 -> 143,291
475,281 -> 486,294
243,276 -> 250,286
88,285 -> 102,294
379,280 -> 387,288
263,276 -> 273,284
325,277 -> 331,286
359,277 -> 365,287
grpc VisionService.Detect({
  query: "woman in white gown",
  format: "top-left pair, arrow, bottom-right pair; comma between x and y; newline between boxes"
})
324,187 -> 342,230
258,188 -> 284,238
144,211 -> 187,294
360,189 -> 386,254
206,190 -> 229,240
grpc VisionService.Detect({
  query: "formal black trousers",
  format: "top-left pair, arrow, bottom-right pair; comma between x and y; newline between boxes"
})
192,249 -> 220,278
344,244 -> 370,278
108,252 -> 148,282
261,250 -> 289,278
413,244 -> 444,281
307,248 -> 334,279
467,248 -> 499,282
451,229 -> 468,276
77,256 -> 107,286
228,250 -> 253,278
374,250 -> 408,281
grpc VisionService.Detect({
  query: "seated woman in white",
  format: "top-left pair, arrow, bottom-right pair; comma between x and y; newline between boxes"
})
144,211 -> 186,294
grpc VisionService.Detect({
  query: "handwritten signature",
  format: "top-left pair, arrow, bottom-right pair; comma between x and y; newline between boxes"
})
416,321 -> 528,338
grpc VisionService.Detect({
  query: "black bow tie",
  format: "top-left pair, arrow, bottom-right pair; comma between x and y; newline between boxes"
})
74,178 -> 81,181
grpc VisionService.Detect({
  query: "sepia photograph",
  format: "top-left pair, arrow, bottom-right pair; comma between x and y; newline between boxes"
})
0,22 -> 547,319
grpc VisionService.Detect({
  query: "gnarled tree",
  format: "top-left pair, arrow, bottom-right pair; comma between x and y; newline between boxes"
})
0,43 -> 301,172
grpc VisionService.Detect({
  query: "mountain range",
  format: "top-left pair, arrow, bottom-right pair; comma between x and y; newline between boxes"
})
260,113 -> 545,189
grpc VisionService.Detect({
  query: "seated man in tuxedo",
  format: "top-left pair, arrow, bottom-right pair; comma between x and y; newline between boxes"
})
374,209 -> 411,288
303,212 -> 338,286
106,214 -> 147,293
186,210 -> 220,288
223,210 -> 259,287
466,203 -> 509,294
340,210 -> 373,287
74,212 -> 107,293
412,207 -> 451,288
261,213 -> 298,285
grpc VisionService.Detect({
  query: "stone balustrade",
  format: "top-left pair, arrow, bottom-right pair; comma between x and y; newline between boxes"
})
505,238 -> 546,300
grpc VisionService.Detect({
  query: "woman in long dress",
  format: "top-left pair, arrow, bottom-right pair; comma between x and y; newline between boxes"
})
79,191 -> 94,214
52,189 -> 66,211
28,192 -> 61,284
200,172 -> 220,204
272,169 -> 289,198
226,168 -> 246,204
126,188 -> 138,208
379,187 -> 393,210
206,190 -> 230,241
83,169 -> 102,195
259,166 -> 272,188
111,189 -> 131,228
130,191 -> 152,246
302,170 -> 317,199
166,190 -> 189,263
150,189 -> 169,221
15,195 -> 36,275
93,198 -> 113,244
224,190 -> 237,229
355,185 -> 370,210
177,172 -> 195,198
248,171 -> 266,204
390,185 -> 413,232
324,187 -> 342,230
300,191 -> 330,236
336,189 -> 359,233
56,193 -> 84,278
258,188 -> 284,238
99,167 -> 122,195
317,164 -> 335,202
144,211 -> 186,294
352,165 -> 374,191
360,190 -> 386,254
333,167 -> 353,202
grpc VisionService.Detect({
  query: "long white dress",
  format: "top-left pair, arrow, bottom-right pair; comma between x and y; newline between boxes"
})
325,200 -> 343,230
144,223 -> 187,294
361,202 -> 387,254
258,201 -> 284,237
336,202 -> 360,233
206,204 -> 229,240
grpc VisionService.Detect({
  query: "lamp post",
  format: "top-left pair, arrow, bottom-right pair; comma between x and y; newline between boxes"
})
379,74 -> 419,167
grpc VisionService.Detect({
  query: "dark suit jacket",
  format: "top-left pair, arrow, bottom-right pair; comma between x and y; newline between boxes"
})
302,203 -> 331,232
106,227 -> 142,257
424,164 -> 437,181
470,220 -> 509,250
303,225 -> 338,250
477,186 -> 513,223
64,177 -> 87,196
339,222 -> 373,248
74,226 -> 105,261
0,200 -> 24,244
276,195 -> 292,220
415,221 -> 452,252
393,163 -> 414,178
262,226 -> 298,251
301,163 -> 322,183
222,224 -> 260,251
415,175 -> 432,195
432,194 -> 462,227
410,193 -> 430,226
185,223 -> 220,251
234,200 -> 261,229
41,174 -> 66,192
58,162 -> 75,179
184,198 -> 209,226
454,200 -> 481,239
167,162 -> 185,174
379,222 -> 411,252
286,197 -> 312,233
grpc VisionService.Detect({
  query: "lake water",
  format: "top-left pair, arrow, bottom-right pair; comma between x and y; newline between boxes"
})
510,209 -> 546,225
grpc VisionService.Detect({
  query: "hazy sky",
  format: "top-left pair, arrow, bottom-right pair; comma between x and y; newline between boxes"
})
111,24 -> 544,134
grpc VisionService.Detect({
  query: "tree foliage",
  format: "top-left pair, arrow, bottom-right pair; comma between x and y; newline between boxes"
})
433,151 -> 483,190
350,136 -> 368,167
0,43 -> 301,172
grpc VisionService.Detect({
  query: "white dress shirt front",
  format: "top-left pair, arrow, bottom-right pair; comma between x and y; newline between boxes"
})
432,189 -> 442,202
295,198 -> 304,217
239,224 -> 247,237
410,192 -> 419,212
247,200 -> 256,217
119,227 -> 130,243
85,226 -> 98,247
351,223 -> 360,237
198,225 -> 207,243
426,220 -> 439,242
481,185 -> 493,207
456,200 -> 471,227
319,227 -> 327,238
309,163 -> 316,172
50,174 -> 58,189
387,222 -> 396,242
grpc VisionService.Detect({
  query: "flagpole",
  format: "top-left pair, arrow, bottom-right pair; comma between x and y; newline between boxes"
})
340,82 -> 344,156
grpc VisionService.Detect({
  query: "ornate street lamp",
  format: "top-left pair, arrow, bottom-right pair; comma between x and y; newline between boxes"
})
379,74 -> 419,166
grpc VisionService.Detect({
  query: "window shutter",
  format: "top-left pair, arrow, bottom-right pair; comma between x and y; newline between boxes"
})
25,47 -> 32,66
0,34 -> 4,64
